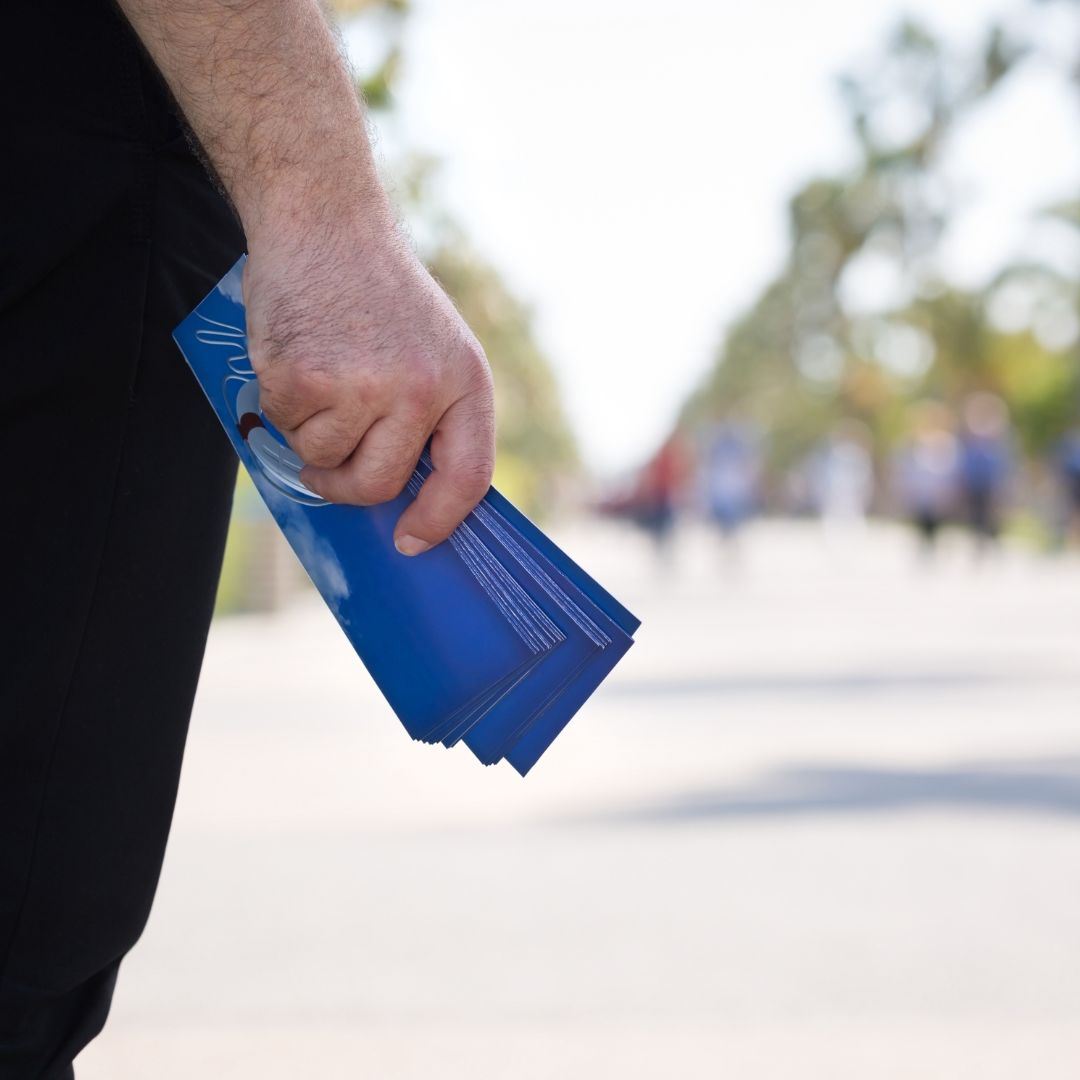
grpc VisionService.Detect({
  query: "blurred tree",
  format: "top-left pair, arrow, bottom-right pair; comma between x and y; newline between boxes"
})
428,234 -> 578,512
682,3 -> 1079,490
327,0 -> 408,109
325,0 -> 578,514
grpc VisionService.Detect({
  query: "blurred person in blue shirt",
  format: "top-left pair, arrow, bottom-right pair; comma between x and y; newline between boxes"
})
700,419 -> 762,545
893,401 -> 960,556
957,392 -> 1013,550
1054,424 -> 1080,545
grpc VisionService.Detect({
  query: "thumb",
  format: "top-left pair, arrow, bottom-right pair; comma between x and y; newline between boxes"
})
393,395 -> 495,555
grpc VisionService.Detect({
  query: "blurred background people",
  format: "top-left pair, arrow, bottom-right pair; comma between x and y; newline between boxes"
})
1055,423 -> 1080,547
957,392 -> 1014,552
893,401 -> 960,556
807,421 -> 876,542
699,418 -> 762,552
631,432 -> 691,563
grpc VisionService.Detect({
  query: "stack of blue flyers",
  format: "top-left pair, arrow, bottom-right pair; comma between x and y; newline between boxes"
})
174,257 -> 639,775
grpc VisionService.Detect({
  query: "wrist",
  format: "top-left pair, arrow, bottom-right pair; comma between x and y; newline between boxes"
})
238,162 -> 394,251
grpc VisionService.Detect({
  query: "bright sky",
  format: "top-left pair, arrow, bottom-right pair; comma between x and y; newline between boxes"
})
350,0 -> 1079,475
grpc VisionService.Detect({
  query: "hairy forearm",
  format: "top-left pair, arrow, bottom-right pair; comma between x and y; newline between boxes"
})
118,0 -> 496,545
116,0 -> 390,241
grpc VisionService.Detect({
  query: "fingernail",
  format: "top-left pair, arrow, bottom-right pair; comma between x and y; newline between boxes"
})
395,534 -> 431,557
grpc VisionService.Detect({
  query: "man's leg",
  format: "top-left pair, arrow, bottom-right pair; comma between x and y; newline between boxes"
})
0,5 -> 245,1074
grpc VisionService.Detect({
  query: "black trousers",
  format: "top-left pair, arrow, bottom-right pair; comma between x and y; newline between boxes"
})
1,4 -> 245,1076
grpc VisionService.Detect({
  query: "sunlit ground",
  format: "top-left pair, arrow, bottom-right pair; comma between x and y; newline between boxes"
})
78,518 -> 1080,1079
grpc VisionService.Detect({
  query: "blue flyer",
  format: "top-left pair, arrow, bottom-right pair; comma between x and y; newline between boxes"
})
174,257 -> 638,774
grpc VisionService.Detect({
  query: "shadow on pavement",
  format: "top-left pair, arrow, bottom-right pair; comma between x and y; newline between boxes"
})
582,758 -> 1080,824
606,670 -> 1080,699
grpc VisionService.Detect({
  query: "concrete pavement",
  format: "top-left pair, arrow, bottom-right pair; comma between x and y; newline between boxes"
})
77,520 -> 1080,1079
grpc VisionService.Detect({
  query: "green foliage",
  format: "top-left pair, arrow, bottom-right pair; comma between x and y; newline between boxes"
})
215,473 -> 269,615
329,0 -> 578,514
427,237 -> 578,515
684,8 -> 1079,473
327,0 -> 409,111
328,0 -> 408,15
357,47 -> 401,110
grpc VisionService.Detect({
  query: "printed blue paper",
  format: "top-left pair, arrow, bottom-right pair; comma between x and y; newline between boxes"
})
173,256 -> 638,773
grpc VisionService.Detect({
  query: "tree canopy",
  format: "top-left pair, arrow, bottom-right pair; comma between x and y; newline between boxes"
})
682,3 -> 1079,474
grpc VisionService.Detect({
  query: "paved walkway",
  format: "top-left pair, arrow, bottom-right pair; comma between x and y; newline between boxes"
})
78,520 -> 1080,1079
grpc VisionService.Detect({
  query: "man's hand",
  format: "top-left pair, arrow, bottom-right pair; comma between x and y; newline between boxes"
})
244,221 -> 495,554
116,0 -> 496,553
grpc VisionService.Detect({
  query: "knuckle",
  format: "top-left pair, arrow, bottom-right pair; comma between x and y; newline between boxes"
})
258,389 -> 294,430
288,363 -> 329,398
260,364 -> 334,431
357,458 -> 411,505
403,363 -> 440,414
448,453 -> 494,501
348,366 -> 381,407
259,370 -> 300,417
295,432 -> 349,469
462,341 -> 492,384
305,449 -> 342,470
362,474 -> 407,504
